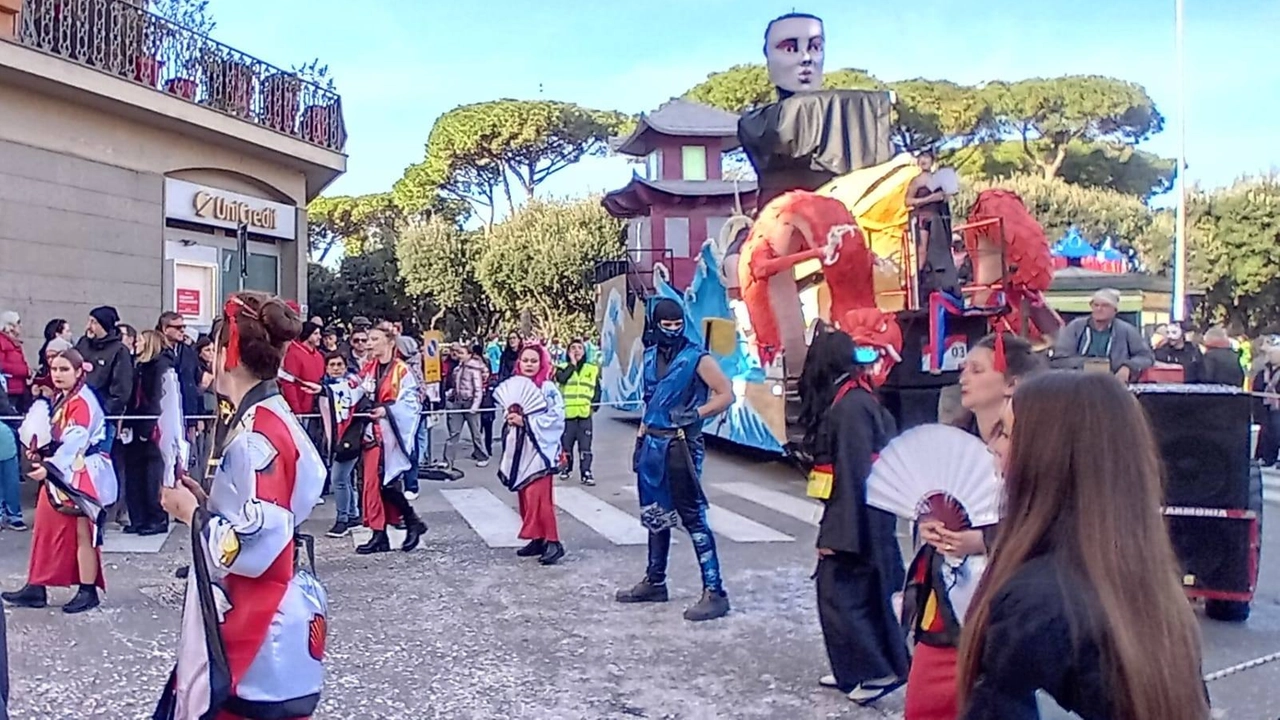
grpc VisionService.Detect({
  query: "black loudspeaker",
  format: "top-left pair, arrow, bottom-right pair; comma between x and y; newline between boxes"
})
880,386 -> 942,433
884,310 -> 989,390
1165,512 -> 1256,598
1133,385 -> 1251,509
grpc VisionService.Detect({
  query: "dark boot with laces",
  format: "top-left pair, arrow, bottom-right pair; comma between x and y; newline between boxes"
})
683,589 -> 730,622
356,530 -> 391,555
516,539 -> 546,557
615,578 -> 669,604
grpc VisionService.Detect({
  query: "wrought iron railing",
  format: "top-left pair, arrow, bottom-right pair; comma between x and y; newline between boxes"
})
15,0 -> 346,152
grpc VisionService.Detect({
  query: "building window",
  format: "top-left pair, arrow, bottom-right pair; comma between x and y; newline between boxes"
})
221,249 -> 279,299
645,150 -> 663,180
665,217 -> 690,258
681,146 -> 707,181
630,217 -> 652,251
706,216 -> 729,246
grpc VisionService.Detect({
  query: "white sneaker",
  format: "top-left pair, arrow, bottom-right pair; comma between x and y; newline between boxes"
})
404,491 -> 420,501
475,459 -> 490,468
316,497 -> 326,505
818,674 -> 839,688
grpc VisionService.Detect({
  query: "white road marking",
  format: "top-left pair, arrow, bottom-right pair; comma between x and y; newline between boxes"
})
621,486 -> 794,543
102,525 -> 173,554
440,488 -> 524,548
713,482 -> 823,526
554,487 -> 648,545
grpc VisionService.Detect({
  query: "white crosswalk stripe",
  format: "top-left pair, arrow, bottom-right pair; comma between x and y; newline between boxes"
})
620,486 -> 794,543
439,488 -> 525,548
553,487 -> 649,545
713,482 -> 822,527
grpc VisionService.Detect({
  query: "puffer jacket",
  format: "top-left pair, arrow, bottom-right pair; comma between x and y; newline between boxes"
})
0,334 -> 27,397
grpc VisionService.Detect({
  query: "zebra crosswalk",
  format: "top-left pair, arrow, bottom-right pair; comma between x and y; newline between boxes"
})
348,481 -> 824,550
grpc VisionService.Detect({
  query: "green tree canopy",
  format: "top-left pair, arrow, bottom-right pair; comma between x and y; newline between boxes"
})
951,140 -> 1175,200
307,193 -> 403,261
475,198 -> 624,339
306,247 -> 424,328
1186,177 -> 1280,333
982,75 -> 1164,180
395,219 -> 494,335
395,100 -> 630,228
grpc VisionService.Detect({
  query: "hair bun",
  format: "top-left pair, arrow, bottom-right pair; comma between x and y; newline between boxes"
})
259,298 -> 302,345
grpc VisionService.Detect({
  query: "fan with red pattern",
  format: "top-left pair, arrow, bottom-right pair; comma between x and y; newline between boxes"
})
866,424 -> 1001,530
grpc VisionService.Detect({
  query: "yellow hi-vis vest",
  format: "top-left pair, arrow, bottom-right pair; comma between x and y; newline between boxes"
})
561,362 -> 599,420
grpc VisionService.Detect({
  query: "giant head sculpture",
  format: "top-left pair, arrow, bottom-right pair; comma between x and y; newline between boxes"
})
763,12 -> 825,96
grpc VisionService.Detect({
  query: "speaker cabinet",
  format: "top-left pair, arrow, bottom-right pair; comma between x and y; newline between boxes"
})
1133,385 -> 1252,509
1164,509 -> 1258,601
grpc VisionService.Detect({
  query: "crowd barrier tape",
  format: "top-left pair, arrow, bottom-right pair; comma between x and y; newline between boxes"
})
0,400 -> 644,423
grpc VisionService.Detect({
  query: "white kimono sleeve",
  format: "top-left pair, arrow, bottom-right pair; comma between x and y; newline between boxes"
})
48,424 -> 89,482
531,382 -> 566,457
386,368 -> 421,455
203,432 -> 294,579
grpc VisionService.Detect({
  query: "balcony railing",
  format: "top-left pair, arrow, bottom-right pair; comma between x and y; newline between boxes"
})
14,0 -> 346,152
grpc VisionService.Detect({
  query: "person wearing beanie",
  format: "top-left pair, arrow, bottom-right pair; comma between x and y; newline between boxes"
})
75,306 -> 134,444
616,297 -> 735,622
1049,288 -> 1153,382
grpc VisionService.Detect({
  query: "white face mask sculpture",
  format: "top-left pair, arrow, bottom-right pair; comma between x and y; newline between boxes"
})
763,13 -> 825,96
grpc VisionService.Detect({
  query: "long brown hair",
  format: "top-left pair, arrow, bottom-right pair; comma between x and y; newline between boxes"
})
956,372 -> 1207,720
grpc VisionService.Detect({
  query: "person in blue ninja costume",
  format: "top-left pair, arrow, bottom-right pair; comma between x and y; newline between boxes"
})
616,297 -> 735,621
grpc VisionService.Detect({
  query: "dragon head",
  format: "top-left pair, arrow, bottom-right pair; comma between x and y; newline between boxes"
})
837,308 -> 903,387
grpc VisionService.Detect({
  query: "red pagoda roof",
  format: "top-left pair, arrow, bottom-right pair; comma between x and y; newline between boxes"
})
602,174 -> 758,219
611,98 -> 743,157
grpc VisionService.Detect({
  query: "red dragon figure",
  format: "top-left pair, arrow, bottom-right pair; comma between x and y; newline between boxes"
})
737,191 -> 881,375
838,307 -> 904,387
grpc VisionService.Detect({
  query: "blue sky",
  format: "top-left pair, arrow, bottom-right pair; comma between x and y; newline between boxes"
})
209,0 -> 1276,202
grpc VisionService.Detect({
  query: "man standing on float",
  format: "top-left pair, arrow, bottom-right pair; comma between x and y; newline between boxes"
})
616,298 -> 734,621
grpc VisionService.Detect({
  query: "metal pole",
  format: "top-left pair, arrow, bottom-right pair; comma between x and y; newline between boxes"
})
1172,0 -> 1188,322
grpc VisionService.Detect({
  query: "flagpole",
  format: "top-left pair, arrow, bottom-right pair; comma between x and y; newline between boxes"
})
1172,0 -> 1188,322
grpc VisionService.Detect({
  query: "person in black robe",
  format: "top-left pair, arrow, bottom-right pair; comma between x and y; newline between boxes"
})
798,324 -> 908,705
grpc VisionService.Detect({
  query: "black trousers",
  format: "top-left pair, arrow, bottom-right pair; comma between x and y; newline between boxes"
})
123,439 -> 167,530
381,479 -> 421,528
560,416 -> 594,475
816,551 -> 909,692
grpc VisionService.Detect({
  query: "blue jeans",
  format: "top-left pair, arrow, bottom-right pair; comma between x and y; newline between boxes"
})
0,457 -> 21,523
329,457 -> 359,523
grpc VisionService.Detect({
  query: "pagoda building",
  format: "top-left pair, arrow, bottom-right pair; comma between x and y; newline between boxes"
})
603,98 -> 757,290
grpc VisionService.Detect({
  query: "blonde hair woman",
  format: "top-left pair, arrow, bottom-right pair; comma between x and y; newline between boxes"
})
122,330 -> 179,536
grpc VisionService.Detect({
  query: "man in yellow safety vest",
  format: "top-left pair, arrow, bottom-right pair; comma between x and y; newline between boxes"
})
554,339 -> 600,486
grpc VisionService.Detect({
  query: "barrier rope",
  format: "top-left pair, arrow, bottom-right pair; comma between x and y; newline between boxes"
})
0,400 -> 643,424
1204,650 -> 1280,683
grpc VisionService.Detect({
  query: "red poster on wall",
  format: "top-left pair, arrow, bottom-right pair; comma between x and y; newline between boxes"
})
176,288 -> 201,316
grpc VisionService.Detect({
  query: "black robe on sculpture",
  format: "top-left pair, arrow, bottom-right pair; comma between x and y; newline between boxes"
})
811,385 -> 909,693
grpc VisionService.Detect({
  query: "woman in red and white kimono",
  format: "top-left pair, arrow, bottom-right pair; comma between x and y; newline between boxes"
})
355,322 -> 427,555
498,344 -> 566,565
3,348 -> 118,614
156,292 -> 328,720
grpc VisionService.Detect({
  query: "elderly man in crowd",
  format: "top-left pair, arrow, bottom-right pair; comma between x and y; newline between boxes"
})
1050,288 -> 1154,382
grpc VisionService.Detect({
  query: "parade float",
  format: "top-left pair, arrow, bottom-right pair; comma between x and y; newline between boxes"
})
595,12 -> 1059,453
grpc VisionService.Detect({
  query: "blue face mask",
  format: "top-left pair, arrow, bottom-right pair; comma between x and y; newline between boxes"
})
656,323 -> 685,348
853,346 -> 879,364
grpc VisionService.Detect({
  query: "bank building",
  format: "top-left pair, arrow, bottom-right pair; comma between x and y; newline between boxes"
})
0,0 -> 346,342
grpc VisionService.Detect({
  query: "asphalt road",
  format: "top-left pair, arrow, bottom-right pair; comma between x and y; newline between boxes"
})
0,415 -> 1275,719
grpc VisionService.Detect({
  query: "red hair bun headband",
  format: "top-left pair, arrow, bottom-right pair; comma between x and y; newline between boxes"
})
222,295 -> 260,371
994,332 -> 1008,374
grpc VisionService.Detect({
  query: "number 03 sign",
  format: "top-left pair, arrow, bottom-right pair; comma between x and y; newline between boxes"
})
921,335 -> 968,373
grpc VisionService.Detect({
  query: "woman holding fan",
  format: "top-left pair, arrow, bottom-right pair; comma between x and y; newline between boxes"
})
957,372 -> 1208,720
902,333 -> 1042,720
495,344 -> 566,566
798,324 -> 908,705
3,348 -> 117,614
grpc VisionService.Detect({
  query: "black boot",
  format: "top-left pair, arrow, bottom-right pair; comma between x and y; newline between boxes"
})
62,584 -> 100,614
516,539 -> 545,557
401,520 -> 428,552
356,530 -> 391,555
539,541 -> 565,565
683,588 -> 730,622
614,578 -> 669,604
1,584 -> 46,608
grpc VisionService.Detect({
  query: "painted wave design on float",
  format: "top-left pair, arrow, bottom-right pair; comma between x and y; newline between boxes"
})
599,286 -> 644,412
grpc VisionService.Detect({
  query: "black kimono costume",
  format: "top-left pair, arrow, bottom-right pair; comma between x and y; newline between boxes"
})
812,381 -> 910,693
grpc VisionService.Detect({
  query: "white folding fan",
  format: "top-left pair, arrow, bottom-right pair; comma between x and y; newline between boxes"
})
493,376 -> 548,416
866,424 -> 1001,530
926,167 -> 960,196
18,398 -> 54,455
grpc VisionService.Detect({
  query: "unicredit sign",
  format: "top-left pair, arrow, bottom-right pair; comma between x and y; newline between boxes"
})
164,178 -> 296,240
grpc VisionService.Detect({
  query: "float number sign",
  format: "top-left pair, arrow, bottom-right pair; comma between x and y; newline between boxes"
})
921,335 -> 968,373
